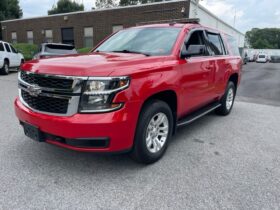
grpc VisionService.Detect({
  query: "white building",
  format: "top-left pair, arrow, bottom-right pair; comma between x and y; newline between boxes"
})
189,0 -> 245,48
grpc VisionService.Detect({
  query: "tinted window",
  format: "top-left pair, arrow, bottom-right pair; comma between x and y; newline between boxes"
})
0,43 -> 4,51
45,44 -> 77,54
183,30 -> 208,56
96,28 -> 181,56
207,33 -> 224,55
10,45 -> 17,53
226,35 -> 240,56
4,43 -> 11,52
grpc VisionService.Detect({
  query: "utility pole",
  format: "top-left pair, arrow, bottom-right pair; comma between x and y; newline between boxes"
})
233,8 -> 236,27
193,0 -> 202,18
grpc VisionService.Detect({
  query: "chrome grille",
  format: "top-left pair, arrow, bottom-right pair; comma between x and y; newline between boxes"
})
20,70 -> 74,90
21,90 -> 69,114
18,71 -> 85,116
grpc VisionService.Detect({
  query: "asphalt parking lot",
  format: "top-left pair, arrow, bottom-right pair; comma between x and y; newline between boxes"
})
237,62 -> 280,106
0,63 -> 280,209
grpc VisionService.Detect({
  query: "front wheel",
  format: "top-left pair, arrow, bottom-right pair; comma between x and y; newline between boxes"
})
216,81 -> 236,116
130,100 -> 173,164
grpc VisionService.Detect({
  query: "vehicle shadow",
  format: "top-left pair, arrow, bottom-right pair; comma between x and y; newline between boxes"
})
15,112 -> 219,177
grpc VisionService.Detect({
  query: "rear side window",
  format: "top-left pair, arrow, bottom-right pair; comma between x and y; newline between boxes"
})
0,43 -> 4,51
226,35 -> 240,56
207,33 -> 225,55
4,43 -> 11,52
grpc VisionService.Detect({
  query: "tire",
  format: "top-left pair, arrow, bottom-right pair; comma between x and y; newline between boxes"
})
0,60 -> 9,75
130,100 -> 173,164
216,81 -> 236,116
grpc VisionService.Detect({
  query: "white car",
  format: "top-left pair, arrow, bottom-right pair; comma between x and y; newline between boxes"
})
256,54 -> 267,63
0,41 -> 24,75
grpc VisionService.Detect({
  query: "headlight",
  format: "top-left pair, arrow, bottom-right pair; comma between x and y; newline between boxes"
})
79,77 -> 130,113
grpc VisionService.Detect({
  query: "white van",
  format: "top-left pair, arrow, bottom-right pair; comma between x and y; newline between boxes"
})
256,54 -> 267,63
0,41 -> 24,75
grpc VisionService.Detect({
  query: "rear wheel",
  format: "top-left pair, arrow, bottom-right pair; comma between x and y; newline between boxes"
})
216,81 -> 236,116
130,100 -> 173,164
0,60 -> 9,75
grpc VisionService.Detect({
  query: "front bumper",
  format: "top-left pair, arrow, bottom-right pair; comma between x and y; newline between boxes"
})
14,97 -> 141,152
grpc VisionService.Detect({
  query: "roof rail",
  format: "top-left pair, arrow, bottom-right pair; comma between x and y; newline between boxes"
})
137,18 -> 200,26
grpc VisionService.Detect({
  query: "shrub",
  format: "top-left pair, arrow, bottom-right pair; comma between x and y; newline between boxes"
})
13,43 -> 38,61
78,47 -> 92,53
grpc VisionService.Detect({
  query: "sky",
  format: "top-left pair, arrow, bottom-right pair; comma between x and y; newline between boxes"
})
20,0 -> 280,33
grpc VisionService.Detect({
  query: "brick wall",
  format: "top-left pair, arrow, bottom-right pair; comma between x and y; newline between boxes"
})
1,0 -> 189,49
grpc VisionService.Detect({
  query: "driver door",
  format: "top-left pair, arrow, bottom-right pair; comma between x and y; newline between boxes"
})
180,29 -> 216,115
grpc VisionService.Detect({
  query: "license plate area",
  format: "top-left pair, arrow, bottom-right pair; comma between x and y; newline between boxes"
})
23,122 -> 45,142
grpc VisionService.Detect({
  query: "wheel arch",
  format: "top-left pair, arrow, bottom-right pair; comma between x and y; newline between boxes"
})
140,89 -> 178,135
4,58 -> 9,65
228,73 -> 239,90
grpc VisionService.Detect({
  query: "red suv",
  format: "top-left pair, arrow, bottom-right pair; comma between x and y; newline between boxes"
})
15,22 -> 242,164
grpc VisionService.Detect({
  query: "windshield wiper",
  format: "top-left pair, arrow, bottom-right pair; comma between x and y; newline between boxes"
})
111,50 -> 150,56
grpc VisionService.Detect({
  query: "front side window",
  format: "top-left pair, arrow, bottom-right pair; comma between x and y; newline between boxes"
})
10,45 -> 17,53
96,27 -> 181,56
182,30 -> 209,56
207,33 -> 225,55
27,31 -> 34,44
84,27 -> 93,48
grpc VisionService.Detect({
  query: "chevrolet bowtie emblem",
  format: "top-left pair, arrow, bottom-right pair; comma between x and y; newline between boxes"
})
27,85 -> 42,97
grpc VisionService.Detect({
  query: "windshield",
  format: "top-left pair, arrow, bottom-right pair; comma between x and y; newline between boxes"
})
95,27 -> 181,56
259,55 -> 265,58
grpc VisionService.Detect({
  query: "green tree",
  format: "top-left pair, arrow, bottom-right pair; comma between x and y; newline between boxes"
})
246,28 -> 280,49
0,0 -> 22,21
119,0 -> 164,6
119,0 -> 138,6
48,0 -> 84,15
0,0 -> 22,39
95,0 -> 117,9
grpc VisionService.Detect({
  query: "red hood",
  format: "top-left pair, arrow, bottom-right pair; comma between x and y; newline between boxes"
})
22,52 -> 166,77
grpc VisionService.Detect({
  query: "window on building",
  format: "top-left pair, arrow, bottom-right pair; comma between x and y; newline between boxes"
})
112,25 -> 123,33
45,30 -> 53,43
0,43 -> 4,51
11,32 -> 17,44
84,27 -> 93,48
4,43 -> 11,52
206,33 -> 225,55
27,31 -> 34,44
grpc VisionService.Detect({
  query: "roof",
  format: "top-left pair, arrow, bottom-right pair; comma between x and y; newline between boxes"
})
1,0 -> 186,23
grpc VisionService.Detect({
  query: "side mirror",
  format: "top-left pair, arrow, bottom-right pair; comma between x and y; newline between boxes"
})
181,45 -> 206,59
